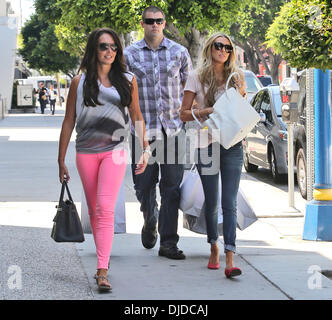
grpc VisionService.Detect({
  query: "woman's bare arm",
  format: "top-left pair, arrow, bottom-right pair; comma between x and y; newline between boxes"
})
128,75 -> 149,174
58,75 -> 81,183
180,91 -> 213,122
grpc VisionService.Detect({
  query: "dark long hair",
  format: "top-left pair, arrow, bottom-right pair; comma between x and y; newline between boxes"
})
79,28 -> 132,108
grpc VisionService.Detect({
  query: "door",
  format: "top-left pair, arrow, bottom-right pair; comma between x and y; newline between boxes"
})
246,90 -> 264,165
255,91 -> 274,166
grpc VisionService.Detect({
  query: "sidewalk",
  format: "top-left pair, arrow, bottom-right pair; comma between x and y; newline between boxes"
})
1,112 -> 332,301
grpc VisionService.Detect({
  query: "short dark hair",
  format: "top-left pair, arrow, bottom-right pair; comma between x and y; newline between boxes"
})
142,5 -> 165,20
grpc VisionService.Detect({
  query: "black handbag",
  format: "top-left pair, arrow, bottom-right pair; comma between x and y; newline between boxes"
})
51,181 -> 85,242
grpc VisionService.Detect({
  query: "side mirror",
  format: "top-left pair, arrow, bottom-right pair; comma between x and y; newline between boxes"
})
259,112 -> 266,123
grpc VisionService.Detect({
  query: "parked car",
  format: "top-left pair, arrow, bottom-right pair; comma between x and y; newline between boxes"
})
257,75 -> 273,87
294,69 -> 332,199
293,70 -> 307,199
243,85 -> 288,183
243,70 -> 264,102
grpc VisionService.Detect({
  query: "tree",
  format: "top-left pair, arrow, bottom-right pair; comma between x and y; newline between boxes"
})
53,0 -> 239,66
228,0 -> 286,84
19,13 -> 79,77
266,0 -> 332,70
54,0 -> 141,57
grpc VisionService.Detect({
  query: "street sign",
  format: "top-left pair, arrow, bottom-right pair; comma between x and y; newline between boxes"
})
17,85 -> 33,106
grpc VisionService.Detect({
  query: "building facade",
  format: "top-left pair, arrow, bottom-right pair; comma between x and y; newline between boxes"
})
0,0 -> 17,119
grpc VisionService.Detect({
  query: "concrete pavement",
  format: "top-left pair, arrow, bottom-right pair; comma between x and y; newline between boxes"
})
1,109 -> 332,301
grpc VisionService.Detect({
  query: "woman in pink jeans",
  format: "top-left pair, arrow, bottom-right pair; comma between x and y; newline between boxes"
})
58,28 -> 150,292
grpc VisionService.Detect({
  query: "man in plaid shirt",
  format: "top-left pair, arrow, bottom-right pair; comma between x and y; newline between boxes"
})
124,5 -> 192,260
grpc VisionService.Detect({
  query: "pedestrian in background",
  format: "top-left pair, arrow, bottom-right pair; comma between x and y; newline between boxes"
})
37,81 -> 48,114
49,84 -> 57,115
124,5 -> 192,260
180,33 -> 246,278
58,28 -> 150,292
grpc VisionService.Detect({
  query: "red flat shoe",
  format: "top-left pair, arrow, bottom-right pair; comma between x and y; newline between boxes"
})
207,262 -> 220,270
225,267 -> 242,278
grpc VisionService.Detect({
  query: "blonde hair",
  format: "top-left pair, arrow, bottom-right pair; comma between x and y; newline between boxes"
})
197,32 -> 243,107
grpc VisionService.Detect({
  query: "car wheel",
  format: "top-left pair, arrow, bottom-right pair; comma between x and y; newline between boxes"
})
296,148 -> 307,199
270,146 -> 286,183
60,96 -> 65,103
243,151 -> 258,172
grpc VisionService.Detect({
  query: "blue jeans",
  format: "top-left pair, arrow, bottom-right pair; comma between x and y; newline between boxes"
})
195,142 -> 243,253
130,129 -> 185,248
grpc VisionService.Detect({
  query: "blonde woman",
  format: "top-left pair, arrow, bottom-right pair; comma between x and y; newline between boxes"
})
180,33 -> 246,278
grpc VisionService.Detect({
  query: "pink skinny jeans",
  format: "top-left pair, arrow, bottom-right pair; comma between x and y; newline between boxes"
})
76,149 -> 128,270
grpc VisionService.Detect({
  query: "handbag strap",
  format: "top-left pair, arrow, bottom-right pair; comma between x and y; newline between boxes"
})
225,72 -> 241,91
191,108 -> 204,128
59,180 -> 74,203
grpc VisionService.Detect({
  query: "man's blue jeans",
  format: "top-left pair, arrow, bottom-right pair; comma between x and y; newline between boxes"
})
196,141 -> 243,253
130,129 -> 186,248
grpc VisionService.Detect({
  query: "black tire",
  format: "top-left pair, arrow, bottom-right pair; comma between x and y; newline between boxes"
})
296,148 -> 307,199
60,96 -> 65,103
270,146 -> 286,183
243,151 -> 258,172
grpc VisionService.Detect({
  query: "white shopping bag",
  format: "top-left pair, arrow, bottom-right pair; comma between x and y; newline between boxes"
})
180,165 -> 257,235
81,180 -> 126,234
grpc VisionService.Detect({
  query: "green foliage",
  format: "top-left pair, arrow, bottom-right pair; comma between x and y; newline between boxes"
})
229,0 -> 286,44
53,0 -> 239,55
266,0 -> 332,70
265,3 -> 290,54
19,13 -> 79,76
158,0 -> 239,33
54,0 -> 141,56
34,0 -> 62,22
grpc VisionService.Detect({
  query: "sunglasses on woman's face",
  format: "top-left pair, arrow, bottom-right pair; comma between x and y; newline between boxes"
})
98,43 -> 118,52
213,42 -> 233,53
143,18 -> 164,25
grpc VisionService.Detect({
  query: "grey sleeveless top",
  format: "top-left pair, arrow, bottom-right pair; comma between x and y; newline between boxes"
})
75,72 -> 133,153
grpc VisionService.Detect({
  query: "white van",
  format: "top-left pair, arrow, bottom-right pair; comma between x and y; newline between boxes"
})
16,75 -> 71,103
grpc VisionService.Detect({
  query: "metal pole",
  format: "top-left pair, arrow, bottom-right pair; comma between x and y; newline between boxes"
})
303,69 -> 332,240
306,69 -> 315,201
287,122 -> 295,208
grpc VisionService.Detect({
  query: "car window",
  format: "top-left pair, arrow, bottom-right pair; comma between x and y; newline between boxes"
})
245,73 -> 263,93
251,90 -> 264,113
45,80 -> 53,89
260,92 -> 273,123
258,77 -> 272,87
297,74 -> 306,117
273,93 -> 282,116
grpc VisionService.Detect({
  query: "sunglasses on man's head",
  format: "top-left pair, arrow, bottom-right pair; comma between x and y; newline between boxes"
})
143,18 -> 164,25
213,42 -> 233,53
98,43 -> 118,52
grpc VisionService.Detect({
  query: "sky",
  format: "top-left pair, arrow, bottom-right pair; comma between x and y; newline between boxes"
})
9,0 -> 35,26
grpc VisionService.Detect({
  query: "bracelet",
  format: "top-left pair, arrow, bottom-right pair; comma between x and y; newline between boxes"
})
197,109 -> 201,121
196,109 -> 203,121
143,147 -> 152,157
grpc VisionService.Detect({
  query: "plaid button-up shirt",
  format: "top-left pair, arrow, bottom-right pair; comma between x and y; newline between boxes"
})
124,37 -> 192,139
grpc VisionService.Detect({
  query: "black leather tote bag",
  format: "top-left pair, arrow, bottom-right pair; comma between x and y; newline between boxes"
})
51,181 -> 85,242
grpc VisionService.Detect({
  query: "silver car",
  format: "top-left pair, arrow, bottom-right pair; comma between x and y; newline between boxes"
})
244,70 -> 264,102
243,85 -> 288,183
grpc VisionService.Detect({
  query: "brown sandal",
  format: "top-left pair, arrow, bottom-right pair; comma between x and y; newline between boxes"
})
95,275 -> 112,292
